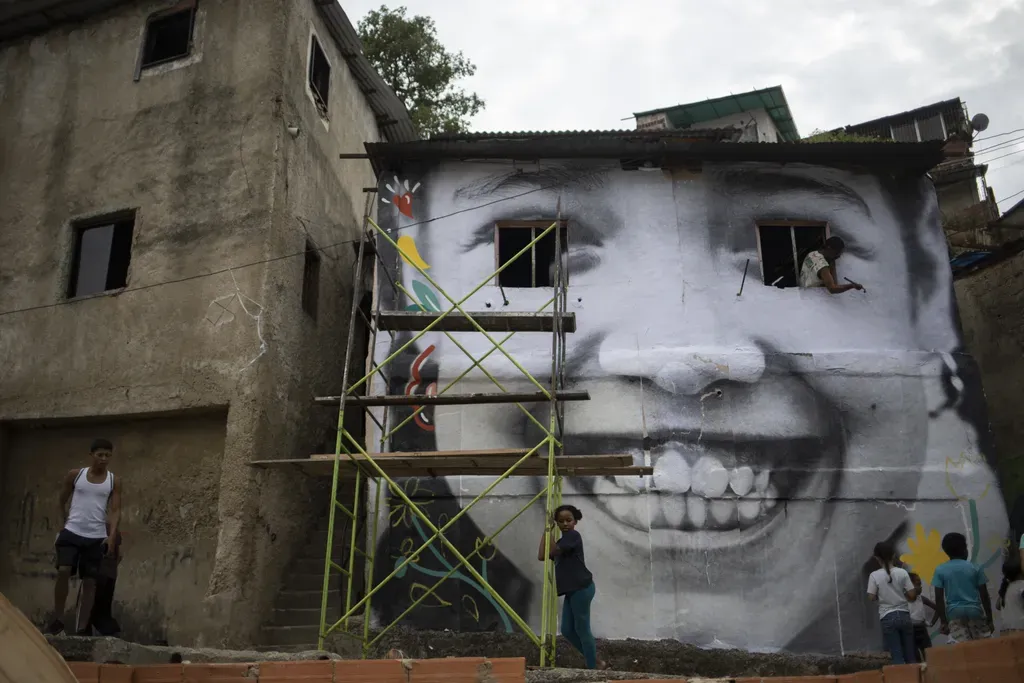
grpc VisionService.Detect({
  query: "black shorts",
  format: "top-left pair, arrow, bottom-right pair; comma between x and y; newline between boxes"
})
913,622 -> 933,652
55,529 -> 105,579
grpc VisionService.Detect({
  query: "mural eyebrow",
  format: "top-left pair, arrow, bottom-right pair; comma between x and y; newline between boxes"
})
718,169 -> 872,218
453,165 -> 606,201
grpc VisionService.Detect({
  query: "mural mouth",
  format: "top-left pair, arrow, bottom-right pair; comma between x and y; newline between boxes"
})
566,430 -> 841,544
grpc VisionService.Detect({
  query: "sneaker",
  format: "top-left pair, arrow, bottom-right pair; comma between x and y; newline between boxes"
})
74,625 -> 93,637
43,619 -> 65,636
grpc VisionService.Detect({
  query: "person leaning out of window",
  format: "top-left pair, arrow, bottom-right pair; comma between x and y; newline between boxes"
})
800,236 -> 864,294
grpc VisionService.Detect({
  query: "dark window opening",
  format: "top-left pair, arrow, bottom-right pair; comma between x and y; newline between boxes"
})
308,37 -> 331,118
496,221 -> 568,288
756,223 -> 828,288
302,240 -> 321,319
68,214 -> 135,298
140,4 -> 196,70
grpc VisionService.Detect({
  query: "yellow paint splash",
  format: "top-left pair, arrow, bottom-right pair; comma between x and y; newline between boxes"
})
397,235 -> 430,271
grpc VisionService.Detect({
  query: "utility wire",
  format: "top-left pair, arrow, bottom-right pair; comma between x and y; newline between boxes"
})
0,161 -> 630,319
975,127 -> 1024,143
977,148 -> 1024,165
996,187 -> 1024,205
973,134 -> 1024,156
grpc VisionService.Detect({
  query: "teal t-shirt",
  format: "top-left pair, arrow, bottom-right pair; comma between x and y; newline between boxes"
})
1019,534 -> 1024,549
932,559 -> 987,620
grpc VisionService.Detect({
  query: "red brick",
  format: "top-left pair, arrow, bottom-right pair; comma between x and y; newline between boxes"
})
131,665 -> 183,683
837,672 -> 885,683
69,662 -> 101,683
259,660 -> 335,682
406,657 -> 526,683
737,678 -> 837,683
958,636 -> 1021,682
334,659 -> 406,683
99,664 -> 134,683
881,663 -> 922,683
483,658 -> 527,683
923,642 -> 969,683
182,663 -> 254,682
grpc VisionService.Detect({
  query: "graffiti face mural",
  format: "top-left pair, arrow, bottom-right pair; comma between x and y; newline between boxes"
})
369,160 -> 1008,654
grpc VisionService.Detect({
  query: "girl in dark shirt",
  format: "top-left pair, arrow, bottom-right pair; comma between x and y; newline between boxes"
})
538,504 -> 606,669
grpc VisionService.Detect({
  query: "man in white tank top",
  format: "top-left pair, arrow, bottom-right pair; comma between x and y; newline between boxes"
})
45,438 -> 123,636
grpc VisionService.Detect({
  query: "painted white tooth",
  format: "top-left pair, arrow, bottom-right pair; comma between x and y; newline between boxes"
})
691,456 -> 729,499
652,450 -> 691,493
738,494 -> 761,524
605,492 -> 648,528
616,450 -> 650,492
659,494 -> 686,528
754,469 -> 771,494
686,495 -> 707,528
710,499 -> 735,526
764,483 -> 778,510
729,466 -> 754,497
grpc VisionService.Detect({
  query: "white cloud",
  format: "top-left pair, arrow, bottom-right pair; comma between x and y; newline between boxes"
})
341,0 -> 1024,209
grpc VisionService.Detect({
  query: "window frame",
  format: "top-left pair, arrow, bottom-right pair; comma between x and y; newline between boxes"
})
493,220 -> 569,289
66,210 -> 137,300
307,33 -> 331,120
134,0 -> 198,80
302,240 -> 321,320
754,220 -> 831,288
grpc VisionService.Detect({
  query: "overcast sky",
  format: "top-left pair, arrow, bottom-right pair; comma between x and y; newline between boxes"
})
342,0 -> 1024,213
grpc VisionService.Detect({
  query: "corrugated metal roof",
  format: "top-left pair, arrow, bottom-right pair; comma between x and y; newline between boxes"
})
428,128 -> 740,142
845,98 -> 964,135
0,0 -> 417,142
633,86 -> 801,142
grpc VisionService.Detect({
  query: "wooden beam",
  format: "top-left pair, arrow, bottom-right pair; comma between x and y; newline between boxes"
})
250,458 -> 650,479
376,311 -> 576,333
314,390 -> 590,407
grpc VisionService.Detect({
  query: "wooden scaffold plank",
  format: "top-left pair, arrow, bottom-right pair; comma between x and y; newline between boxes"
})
376,311 -> 576,333
314,390 -> 590,407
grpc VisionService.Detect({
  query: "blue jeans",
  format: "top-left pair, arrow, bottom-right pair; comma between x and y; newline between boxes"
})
880,610 -> 917,665
560,582 -> 597,668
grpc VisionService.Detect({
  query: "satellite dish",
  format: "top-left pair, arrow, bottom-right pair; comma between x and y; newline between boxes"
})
971,113 -> 990,133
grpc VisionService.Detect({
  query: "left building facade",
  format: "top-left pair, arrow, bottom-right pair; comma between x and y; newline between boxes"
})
0,0 -> 414,647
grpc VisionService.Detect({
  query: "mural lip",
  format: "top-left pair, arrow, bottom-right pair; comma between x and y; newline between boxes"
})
364,137 -> 945,177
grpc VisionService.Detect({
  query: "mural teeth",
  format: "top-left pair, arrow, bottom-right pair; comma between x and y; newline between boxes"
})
691,456 -> 729,498
754,469 -> 771,494
661,494 -> 686,528
737,494 -> 761,525
604,490 -> 647,528
652,449 -> 691,493
729,466 -> 754,496
709,499 -> 735,527
686,495 -> 707,528
764,483 -> 779,510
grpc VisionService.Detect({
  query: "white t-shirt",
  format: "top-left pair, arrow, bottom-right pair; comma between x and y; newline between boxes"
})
799,250 -> 830,288
909,595 -> 933,624
867,567 -> 914,620
1001,580 -> 1024,631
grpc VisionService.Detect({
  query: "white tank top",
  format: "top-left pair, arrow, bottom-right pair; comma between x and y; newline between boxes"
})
64,468 -> 113,539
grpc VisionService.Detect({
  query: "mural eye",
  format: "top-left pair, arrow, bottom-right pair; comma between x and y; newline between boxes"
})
565,247 -> 601,276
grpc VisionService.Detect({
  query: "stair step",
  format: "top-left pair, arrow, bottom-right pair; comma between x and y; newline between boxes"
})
270,608 -> 323,627
261,624 -> 321,646
293,557 -> 332,575
290,573 -> 334,592
276,589 -> 342,610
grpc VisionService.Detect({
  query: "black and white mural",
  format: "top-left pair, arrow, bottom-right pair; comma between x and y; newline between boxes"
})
366,160 -> 1008,654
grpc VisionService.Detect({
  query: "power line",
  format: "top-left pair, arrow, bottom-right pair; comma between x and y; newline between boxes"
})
978,148 -> 1024,165
997,187 -> 1024,205
975,127 -> 1024,143
973,134 -> 1024,156
0,162 -> 628,320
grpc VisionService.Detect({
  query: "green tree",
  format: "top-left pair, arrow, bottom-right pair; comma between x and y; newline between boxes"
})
358,5 -> 485,138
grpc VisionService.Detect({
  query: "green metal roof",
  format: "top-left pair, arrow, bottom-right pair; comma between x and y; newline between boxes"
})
634,86 -> 800,142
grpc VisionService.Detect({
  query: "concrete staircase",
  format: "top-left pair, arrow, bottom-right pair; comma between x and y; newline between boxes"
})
259,506 -> 363,652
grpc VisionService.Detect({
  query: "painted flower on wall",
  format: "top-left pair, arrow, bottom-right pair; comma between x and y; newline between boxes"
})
900,523 -> 949,584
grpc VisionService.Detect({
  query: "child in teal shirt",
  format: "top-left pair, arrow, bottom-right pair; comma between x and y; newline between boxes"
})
932,532 -> 994,642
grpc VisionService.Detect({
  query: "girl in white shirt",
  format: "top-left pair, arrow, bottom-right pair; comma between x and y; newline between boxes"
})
867,541 -> 919,665
997,560 -> 1024,634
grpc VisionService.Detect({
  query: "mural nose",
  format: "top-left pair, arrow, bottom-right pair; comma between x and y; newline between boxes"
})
597,343 -> 765,396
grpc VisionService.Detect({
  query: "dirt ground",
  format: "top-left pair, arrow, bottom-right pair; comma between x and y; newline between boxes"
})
49,630 -> 889,680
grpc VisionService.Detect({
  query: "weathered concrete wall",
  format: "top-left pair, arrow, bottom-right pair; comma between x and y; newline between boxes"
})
954,251 -> 1024,513
0,0 -> 378,646
0,413 -> 226,644
365,160 -> 1008,655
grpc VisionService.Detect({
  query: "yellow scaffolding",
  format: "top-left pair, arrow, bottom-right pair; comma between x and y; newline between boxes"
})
255,208 -> 650,665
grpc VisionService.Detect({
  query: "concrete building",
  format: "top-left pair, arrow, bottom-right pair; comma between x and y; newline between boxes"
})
354,131 -> 1008,654
633,86 -> 799,143
0,0 -> 413,648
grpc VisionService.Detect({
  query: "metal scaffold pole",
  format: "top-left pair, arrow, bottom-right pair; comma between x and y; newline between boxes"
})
252,201 -> 651,665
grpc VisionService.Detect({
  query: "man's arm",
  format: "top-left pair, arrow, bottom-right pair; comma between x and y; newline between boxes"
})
819,267 -> 859,294
935,587 -> 948,633
106,477 -> 122,552
57,470 -> 76,530
921,595 -> 937,611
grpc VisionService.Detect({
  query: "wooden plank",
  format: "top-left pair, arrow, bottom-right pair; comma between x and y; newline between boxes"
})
376,311 -> 576,333
309,453 -> 632,470
312,448 -> 533,459
314,390 -> 590,407
250,456 -> 644,478
336,466 -> 654,478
